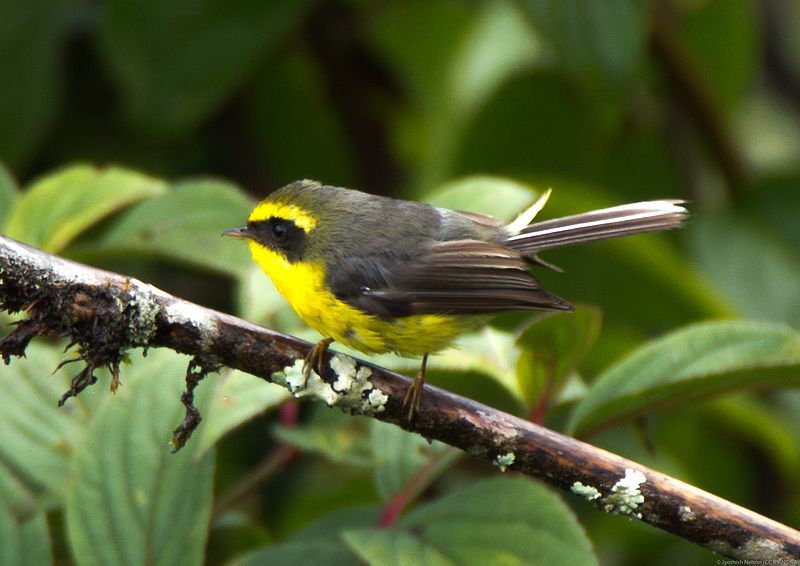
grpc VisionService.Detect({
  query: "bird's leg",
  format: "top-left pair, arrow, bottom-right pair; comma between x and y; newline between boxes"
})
302,337 -> 334,387
403,353 -> 429,422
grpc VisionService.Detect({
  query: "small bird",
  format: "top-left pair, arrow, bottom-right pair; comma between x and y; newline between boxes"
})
225,180 -> 687,420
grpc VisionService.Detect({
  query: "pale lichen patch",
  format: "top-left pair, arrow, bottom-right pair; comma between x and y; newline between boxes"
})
678,505 -> 695,522
571,482 -> 601,501
277,358 -> 338,405
124,281 -> 160,346
602,468 -> 646,519
365,388 -> 389,412
331,354 -> 358,392
272,354 -> 387,415
493,452 -> 515,472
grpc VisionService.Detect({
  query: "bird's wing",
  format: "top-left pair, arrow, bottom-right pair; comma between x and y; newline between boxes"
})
329,239 -> 573,318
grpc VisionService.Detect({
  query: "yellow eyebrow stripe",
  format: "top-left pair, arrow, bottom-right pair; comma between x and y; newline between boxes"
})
248,201 -> 317,232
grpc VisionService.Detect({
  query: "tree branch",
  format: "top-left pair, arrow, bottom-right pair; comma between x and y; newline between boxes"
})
1,235 -> 798,561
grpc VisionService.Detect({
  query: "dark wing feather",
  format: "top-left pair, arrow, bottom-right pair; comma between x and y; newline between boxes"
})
329,239 -> 573,318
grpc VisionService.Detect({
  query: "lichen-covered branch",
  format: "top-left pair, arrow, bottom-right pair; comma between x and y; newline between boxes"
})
1,235 -> 798,560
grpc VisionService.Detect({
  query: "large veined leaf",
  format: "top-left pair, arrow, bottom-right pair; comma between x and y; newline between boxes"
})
196,369 -> 289,455
0,342 -> 95,510
65,350 -> 215,566
343,531 -> 454,566
345,477 -> 597,566
273,409 -> 373,468
89,178 -> 253,275
233,507 -> 379,566
568,321 -> 800,436
238,478 -> 596,565
0,505 -> 52,566
3,164 -> 166,252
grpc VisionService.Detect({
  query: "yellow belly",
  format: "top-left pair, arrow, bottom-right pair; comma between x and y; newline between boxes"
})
249,242 -> 478,356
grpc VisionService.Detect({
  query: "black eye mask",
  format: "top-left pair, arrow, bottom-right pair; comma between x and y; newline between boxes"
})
248,217 -> 307,263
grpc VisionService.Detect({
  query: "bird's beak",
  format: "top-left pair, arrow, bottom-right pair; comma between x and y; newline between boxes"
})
222,227 -> 251,238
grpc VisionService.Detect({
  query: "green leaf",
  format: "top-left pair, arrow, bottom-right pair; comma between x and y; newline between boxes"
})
368,477 -> 597,565
426,176 -> 541,222
0,506 -> 52,566
89,178 -> 253,275
370,421 -> 450,501
515,305 -> 601,408
428,328 -> 528,415
4,164 -> 166,253
568,321 -> 800,436
234,506 -> 378,566
0,465 -> 38,521
689,213 -> 800,327
273,409 -> 373,468
447,0 -> 541,120
0,342 -> 94,508
0,0 -> 66,168
0,163 -> 19,228
65,350 -> 215,566
518,0 -> 650,89
99,0 -> 316,137
234,538 -> 359,566
196,369 -> 289,455
343,530 -> 454,566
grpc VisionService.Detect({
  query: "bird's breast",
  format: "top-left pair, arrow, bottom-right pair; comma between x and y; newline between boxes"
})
248,241 -> 471,356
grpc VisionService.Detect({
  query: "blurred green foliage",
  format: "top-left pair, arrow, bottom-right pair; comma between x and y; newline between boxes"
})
2,0 -> 800,564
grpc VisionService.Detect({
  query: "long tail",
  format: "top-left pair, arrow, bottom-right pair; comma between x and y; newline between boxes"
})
504,200 -> 688,256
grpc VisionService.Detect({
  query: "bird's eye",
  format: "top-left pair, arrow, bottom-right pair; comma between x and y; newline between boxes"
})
271,221 -> 288,242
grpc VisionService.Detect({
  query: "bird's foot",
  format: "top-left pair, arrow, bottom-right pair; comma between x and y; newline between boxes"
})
302,337 -> 334,387
402,353 -> 429,423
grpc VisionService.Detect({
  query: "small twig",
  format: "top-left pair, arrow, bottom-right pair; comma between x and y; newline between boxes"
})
58,363 -> 98,407
171,356 -> 220,452
1,235 -> 799,560
1,319 -> 47,363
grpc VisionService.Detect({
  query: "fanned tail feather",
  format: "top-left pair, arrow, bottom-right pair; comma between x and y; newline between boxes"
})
504,200 -> 688,255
